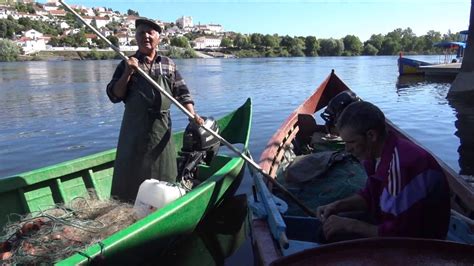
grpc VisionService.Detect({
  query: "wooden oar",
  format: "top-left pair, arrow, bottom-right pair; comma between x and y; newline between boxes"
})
58,0 -> 317,218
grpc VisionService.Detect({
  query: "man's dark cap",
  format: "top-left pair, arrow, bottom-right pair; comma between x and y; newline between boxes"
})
135,18 -> 162,33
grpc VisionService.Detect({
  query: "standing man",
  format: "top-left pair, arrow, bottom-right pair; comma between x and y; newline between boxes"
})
316,101 -> 450,241
106,18 -> 204,201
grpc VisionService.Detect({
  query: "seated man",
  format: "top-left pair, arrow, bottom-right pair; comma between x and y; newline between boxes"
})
316,101 -> 450,241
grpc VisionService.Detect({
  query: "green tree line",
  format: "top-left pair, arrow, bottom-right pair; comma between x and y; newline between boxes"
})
216,28 -> 461,57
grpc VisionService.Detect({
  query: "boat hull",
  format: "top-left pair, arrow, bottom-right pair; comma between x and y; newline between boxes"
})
398,56 -> 431,75
0,98 -> 252,264
251,71 -> 474,265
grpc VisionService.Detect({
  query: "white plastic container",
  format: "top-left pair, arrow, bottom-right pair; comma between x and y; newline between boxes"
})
133,179 -> 187,219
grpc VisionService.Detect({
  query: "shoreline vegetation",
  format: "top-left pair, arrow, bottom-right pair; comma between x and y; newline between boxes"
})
3,38 -> 460,62
2,25 -> 463,62
0,2 -> 464,62
14,47 -> 199,61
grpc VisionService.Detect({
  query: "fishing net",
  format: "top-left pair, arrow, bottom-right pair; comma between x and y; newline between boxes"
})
0,191 -> 137,264
274,142 -> 367,216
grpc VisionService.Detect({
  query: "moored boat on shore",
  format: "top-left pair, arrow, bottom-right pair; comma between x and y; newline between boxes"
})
398,54 -> 433,75
397,30 -> 467,77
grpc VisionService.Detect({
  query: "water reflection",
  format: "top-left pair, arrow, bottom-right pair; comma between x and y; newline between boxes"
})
155,194 -> 252,266
448,92 -> 474,176
396,75 -> 454,90
396,75 -> 426,90
394,74 -> 474,176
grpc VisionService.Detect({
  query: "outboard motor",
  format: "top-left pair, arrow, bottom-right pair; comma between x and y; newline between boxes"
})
320,90 -> 359,135
177,117 -> 220,189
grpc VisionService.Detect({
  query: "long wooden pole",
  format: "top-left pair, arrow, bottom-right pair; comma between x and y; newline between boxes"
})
58,0 -> 317,217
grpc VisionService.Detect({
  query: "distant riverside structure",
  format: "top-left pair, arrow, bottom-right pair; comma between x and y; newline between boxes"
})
193,36 -> 222,49
194,23 -> 224,35
16,29 -> 49,54
176,16 -> 193,29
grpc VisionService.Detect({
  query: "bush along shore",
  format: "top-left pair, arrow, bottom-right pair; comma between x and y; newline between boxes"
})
2,26 -> 465,62
12,47 -> 201,62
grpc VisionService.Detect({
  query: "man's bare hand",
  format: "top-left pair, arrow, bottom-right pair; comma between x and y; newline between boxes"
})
192,113 -> 205,126
316,202 -> 339,223
125,57 -> 139,75
322,215 -> 355,240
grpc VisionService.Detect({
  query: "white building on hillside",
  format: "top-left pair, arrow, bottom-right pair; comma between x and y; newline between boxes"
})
0,7 -> 13,19
15,12 -> 42,20
193,36 -> 222,49
116,32 -> 132,46
108,12 -> 122,22
48,9 -> 66,17
70,5 -> 94,17
124,15 -> 139,30
33,5 -> 48,16
94,16 -> 110,28
16,29 -> 49,54
207,24 -> 223,33
64,28 -> 81,35
176,16 -> 193,29
43,2 -> 60,11
93,6 -> 106,13
85,33 -> 97,46
81,16 -> 109,28
82,16 -> 94,25
24,29 -> 43,39
193,24 -> 223,35
59,21 -> 70,29
100,29 -> 113,37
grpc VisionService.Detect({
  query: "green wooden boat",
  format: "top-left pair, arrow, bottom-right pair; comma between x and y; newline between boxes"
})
0,98 -> 252,264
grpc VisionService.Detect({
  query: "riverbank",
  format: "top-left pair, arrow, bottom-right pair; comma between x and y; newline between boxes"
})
10,47 -> 447,62
17,50 -> 128,61
15,48 -> 233,61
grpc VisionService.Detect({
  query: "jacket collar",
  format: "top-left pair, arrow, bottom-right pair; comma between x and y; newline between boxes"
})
135,51 -> 160,64
363,131 -> 397,181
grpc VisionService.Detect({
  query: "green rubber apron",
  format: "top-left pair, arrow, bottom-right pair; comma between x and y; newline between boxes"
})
111,60 -> 177,202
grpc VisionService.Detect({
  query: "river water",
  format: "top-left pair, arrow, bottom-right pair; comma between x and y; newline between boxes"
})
1,56 -> 473,264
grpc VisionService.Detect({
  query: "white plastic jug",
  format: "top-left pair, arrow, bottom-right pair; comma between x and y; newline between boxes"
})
133,179 -> 187,219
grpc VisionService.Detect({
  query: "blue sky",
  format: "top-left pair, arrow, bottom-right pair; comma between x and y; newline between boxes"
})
65,0 -> 470,41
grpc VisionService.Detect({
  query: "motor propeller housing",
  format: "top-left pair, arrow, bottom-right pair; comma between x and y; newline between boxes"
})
177,117 -> 220,185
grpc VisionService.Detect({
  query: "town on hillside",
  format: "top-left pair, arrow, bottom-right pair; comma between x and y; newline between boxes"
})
0,0 -> 226,55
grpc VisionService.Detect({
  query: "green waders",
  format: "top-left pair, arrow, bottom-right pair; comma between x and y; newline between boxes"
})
111,65 -> 177,202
